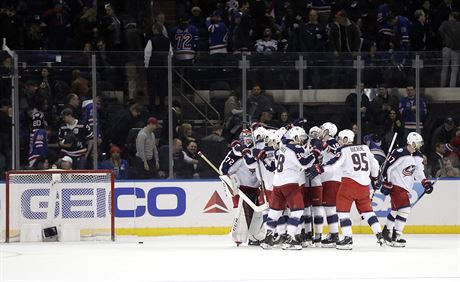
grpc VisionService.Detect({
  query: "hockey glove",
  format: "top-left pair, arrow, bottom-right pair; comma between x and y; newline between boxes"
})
371,177 -> 382,191
422,179 -> 433,194
310,148 -> 321,159
257,149 -> 266,161
380,181 -> 393,195
230,140 -> 241,148
242,147 -> 252,156
305,164 -> 324,178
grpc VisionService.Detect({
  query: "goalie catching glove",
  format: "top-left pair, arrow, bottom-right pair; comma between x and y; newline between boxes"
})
422,179 -> 433,194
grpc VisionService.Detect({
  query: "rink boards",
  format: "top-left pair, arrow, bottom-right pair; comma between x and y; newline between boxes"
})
0,179 -> 459,238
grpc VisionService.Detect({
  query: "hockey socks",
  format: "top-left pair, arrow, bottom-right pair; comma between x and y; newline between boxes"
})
362,212 -> 382,235
324,206 -> 339,234
338,212 -> 353,237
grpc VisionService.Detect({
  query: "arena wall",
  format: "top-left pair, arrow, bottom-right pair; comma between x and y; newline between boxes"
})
1,179 -> 459,239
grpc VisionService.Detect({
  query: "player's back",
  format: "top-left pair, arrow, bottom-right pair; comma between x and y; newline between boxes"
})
273,144 -> 305,186
326,144 -> 379,186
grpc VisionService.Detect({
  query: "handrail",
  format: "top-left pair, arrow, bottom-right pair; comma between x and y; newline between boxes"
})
173,69 -> 221,120
172,84 -> 216,126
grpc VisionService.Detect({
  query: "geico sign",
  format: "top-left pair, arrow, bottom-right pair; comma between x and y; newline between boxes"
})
19,186 -> 186,219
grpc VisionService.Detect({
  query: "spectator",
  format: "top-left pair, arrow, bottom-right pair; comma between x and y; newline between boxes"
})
70,70 -> 90,99
224,90 -> 241,121
99,145 -> 130,179
190,7 -> 206,31
28,110 -> 48,169
364,133 -> 386,165
107,103 -> 142,149
228,3 -> 253,52
64,93 -> 81,120
178,123 -> 197,145
370,85 -> 400,131
59,156 -> 73,170
171,15 -> 199,63
300,9 -> 328,52
376,1 -> 393,50
144,23 -> 171,112
58,108 -> 93,169
76,7 -> 98,47
398,85 -> 427,137
431,117 -> 457,147
387,13 -> 412,54
42,2 -> 71,50
153,12 -> 169,38
254,28 -> 278,54
310,0 -> 331,25
101,3 -> 121,51
158,138 -> 195,179
135,117 -> 162,179
328,10 -> 361,56
429,142 -> 446,176
444,143 -> 460,167
449,127 -> 460,159
179,141 -> 202,179
435,156 -> 460,177
422,154 -> 433,179
258,107 -> 276,127
344,84 -> 372,135
383,109 -> 405,150
0,6 -> 24,50
411,9 -> 429,51
199,124 -> 228,178
206,11 -> 228,54
439,12 -> 460,87
277,110 -> 291,128
246,83 -> 273,120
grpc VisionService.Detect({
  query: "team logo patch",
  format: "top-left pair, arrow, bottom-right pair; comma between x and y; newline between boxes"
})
402,165 -> 416,176
73,128 -> 79,134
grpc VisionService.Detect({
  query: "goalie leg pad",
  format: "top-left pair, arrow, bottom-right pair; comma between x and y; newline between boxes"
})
231,197 -> 249,244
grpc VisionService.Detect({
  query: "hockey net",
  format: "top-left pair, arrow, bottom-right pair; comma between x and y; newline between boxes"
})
1,170 -> 115,243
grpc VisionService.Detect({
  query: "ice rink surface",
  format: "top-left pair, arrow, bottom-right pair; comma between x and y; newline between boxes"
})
1,234 -> 459,282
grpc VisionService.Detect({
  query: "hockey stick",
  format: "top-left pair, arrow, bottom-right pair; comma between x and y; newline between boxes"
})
198,151 -> 269,212
371,132 -> 398,200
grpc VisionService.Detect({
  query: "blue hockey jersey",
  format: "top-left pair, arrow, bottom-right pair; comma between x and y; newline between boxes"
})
171,24 -> 200,60
29,128 -> 48,167
206,19 -> 228,54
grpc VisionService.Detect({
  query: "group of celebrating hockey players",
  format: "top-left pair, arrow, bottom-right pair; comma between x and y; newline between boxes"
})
217,120 -> 434,250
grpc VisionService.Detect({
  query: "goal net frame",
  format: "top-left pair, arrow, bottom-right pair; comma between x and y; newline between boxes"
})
4,169 -> 115,243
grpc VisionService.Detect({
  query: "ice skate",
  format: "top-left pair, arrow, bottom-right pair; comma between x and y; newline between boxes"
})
321,233 -> 339,248
281,234 -> 303,250
376,232 -> 386,247
336,236 -> 353,250
382,226 -> 393,246
391,230 -> 406,248
260,231 -> 275,249
313,233 -> 322,247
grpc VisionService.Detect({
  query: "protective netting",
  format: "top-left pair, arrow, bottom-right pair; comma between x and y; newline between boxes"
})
1,170 -> 114,242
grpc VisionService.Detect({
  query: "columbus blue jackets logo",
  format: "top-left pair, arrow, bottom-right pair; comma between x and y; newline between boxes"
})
402,165 -> 416,176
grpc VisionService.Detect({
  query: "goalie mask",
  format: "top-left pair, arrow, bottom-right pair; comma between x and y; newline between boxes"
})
239,129 -> 253,146
320,122 -> 337,139
407,132 -> 424,150
287,126 -> 308,145
338,129 -> 354,145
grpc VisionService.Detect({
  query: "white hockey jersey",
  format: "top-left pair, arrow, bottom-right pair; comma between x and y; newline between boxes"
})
273,143 -> 317,186
323,144 -> 379,186
382,147 -> 426,192
220,146 -> 259,188
243,142 -> 276,191
321,138 -> 342,183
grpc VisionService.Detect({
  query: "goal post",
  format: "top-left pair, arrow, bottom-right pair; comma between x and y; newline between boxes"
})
3,170 -> 115,243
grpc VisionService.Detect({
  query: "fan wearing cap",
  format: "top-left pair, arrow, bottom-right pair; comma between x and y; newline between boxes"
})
135,117 -> 162,179
59,156 -> 73,170
99,146 -> 130,179
431,117 -> 457,149
28,110 -> 49,169
58,108 -> 94,169
328,10 -> 360,56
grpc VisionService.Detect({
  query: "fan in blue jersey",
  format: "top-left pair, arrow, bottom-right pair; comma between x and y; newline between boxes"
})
171,15 -> 200,62
206,11 -> 228,54
28,110 -> 49,169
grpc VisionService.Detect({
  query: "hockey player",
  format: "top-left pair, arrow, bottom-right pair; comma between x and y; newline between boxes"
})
261,126 -> 320,250
299,126 -> 324,247
306,129 -> 384,250
318,122 -> 341,247
381,132 -> 433,247
28,110 -> 49,169
219,129 -> 260,246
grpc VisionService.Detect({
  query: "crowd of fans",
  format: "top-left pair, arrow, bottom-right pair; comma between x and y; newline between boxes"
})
0,0 -> 459,180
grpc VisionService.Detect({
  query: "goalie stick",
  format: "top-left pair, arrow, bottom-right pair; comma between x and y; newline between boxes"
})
197,151 -> 269,212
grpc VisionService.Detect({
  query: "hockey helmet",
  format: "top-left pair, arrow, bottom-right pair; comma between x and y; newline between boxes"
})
320,122 -> 338,138
308,126 -> 321,139
287,126 -> 308,145
407,132 -> 424,150
253,126 -> 267,143
338,129 -> 354,145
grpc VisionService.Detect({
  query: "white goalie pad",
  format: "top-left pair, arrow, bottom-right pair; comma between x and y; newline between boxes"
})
219,174 -> 240,196
248,211 -> 265,241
